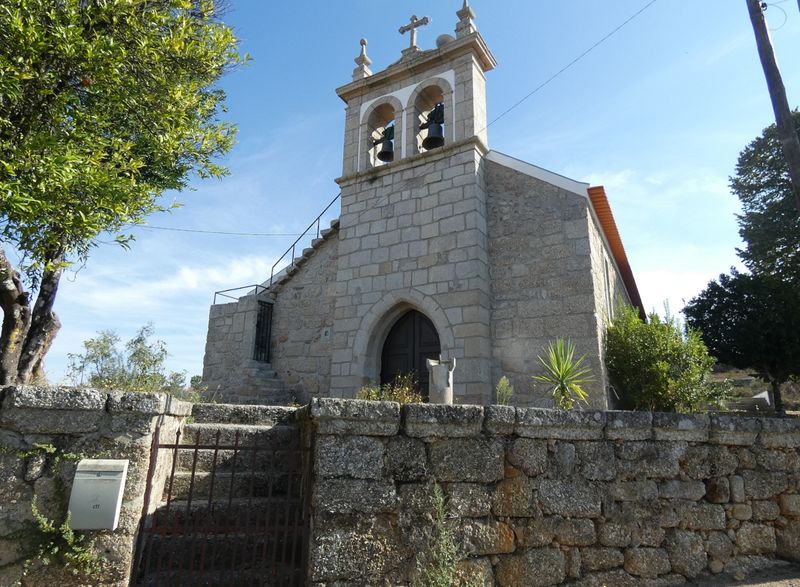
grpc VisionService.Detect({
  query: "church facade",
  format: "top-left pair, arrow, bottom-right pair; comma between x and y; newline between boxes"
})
202,3 -> 644,409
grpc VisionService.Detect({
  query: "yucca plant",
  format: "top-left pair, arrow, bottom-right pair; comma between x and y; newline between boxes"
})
533,339 -> 594,410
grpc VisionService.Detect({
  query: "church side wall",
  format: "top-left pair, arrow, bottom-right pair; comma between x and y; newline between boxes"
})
587,213 -> 632,407
270,234 -> 339,403
485,160 -> 608,409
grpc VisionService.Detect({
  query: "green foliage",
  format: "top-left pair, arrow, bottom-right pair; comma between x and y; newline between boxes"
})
533,339 -> 593,410
24,501 -> 101,578
605,304 -> 727,412
0,0 -> 245,280
357,372 -> 423,404
494,376 -> 514,406
684,270 -> 800,414
67,323 -> 201,399
0,444 -> 102,579
732,111 -> 800,284
413,484 -> 458,587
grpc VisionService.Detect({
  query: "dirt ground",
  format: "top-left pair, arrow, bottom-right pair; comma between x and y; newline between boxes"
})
687,562 -> 800,586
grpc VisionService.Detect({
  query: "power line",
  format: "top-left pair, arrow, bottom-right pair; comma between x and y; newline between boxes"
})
130,224 -> 303,237
485,0 -> 660,131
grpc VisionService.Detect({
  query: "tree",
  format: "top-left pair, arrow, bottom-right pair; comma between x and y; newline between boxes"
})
733,111 -> 800,284
67,323 -> 187,393
0,0 -> 244,385
605,305 -> 727,412
683,270 -> 800,415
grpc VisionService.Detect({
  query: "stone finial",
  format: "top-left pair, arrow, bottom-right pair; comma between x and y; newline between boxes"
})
456,0 -> 477,38
352,38 -> 372,81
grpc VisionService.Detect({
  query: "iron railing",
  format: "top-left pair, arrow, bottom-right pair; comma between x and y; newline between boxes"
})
269,193 -> 340,287
133,428 -> 310,586
213,284 -> 269,305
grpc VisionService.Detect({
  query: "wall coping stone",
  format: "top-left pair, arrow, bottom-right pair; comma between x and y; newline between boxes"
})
484,405 -> 515,435
516,408 -> 606,440
403,404 -> 483,437
1,385 -> 193,417
2,385 -> 106,411
310,398 -> 400,436
653,412 -> 709,442
709,414 -> 761,446
759,417 -> 800,448
606,411 -> 652,440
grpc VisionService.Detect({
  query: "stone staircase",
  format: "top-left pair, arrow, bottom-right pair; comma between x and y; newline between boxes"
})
229,362 -> 295,406
135,403 -> 307,586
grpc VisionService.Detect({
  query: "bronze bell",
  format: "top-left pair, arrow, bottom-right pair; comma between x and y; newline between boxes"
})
422,123 -> 444,150
377,139 -> 394,162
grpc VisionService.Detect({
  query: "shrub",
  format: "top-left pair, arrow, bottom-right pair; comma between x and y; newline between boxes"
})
495,376 -> 514,405
605,304 -> 728,412
533,339 -> 593,410
357,372 -> 423,404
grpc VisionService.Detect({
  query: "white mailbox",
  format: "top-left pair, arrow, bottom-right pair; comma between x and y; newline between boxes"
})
68,459 -> 129,530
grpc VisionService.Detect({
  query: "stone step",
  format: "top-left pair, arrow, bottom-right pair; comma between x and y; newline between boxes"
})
179,423 -> 299,447
173,446 -> 303,475
163,469 -> 303,502
137,564 -> 303,587
191,404 -> 298,426
151,497 -> 304,528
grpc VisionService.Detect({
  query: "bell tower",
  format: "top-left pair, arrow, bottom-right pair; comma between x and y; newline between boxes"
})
329,2 -> 498,404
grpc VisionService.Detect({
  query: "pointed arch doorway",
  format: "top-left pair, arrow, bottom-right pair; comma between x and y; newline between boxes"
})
380,310 -> 441,400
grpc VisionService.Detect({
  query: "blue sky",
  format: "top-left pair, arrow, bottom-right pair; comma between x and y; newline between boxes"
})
41,0 -> 800,382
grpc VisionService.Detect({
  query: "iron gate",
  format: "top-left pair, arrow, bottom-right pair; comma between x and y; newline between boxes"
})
132,427 -> 310,586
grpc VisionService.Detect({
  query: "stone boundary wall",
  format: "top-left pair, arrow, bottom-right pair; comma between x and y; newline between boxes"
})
0,386 -> 190,586
303,399 -> 800,586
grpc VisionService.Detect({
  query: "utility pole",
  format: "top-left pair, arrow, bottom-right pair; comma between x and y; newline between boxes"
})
746,0 -> 800,214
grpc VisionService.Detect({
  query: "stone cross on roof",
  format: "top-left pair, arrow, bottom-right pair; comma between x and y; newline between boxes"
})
399,14 -> 430,50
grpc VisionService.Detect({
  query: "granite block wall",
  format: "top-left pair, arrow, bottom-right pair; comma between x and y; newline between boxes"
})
304,399 -> 800,586
486,160 -> 609,409
270,233 -> 339,402
0,386 -> 189,586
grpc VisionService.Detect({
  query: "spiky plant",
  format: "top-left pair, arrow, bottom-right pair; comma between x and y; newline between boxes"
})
533,339 -> 594,410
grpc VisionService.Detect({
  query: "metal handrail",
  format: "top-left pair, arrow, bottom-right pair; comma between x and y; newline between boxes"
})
269,193 -> 341,286
213,284 -> 268,304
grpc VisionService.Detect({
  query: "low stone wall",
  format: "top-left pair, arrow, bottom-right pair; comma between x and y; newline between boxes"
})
0,386 -> 190,586
304,400 -> 800,586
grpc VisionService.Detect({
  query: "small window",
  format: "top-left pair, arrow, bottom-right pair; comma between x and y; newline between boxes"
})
253,301 -> 273,362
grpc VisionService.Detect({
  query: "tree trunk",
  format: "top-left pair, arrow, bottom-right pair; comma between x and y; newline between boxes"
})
0,249 -> 32,385
16,258 -> 63,383
771,378 -> 785,416
746,0 -> 800,214
0,247 -> 62,385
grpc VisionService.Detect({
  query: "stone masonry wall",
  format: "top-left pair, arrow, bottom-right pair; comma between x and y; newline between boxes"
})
270,234 -> 339,402
0,386 -> 189,586
304,399 -> 800,586
202,293 -> 279,403
330,142 -> 493,403
486,160 -> 607,409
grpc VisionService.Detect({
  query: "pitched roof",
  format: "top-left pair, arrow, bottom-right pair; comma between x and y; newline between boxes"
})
588,186 -> 645,319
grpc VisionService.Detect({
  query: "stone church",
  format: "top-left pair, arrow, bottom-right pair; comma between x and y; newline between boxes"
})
202,2 -> 644,409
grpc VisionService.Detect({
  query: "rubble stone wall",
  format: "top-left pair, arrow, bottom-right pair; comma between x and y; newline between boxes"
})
0,386 -> 189,587
304,399 -> 800,586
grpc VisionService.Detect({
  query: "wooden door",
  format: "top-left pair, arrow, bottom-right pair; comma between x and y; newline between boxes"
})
380,310 -> 441,400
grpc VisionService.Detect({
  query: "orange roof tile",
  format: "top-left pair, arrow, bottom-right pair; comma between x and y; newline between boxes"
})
588,186 -> 645,320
